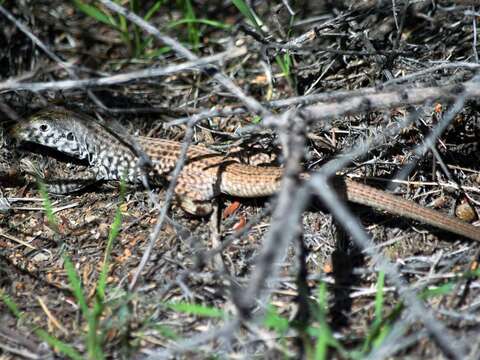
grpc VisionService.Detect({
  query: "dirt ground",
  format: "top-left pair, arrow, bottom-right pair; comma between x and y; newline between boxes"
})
2,1 -> 480,359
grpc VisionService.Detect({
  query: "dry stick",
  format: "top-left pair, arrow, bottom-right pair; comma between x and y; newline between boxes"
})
2,64 -> 477,128
366,322 -> 428,359
200,204 -> 273,262
233,113 -> 308,315
168,73 -> 480,126
281,0 -> 295,16
300,79 -> 480,123
128,118 -> 196,291
383,62 -> 480,85
0,47 -> 247,92
0,342 -> 40,360
208,199 -> 226,273
145,319 -> 240,359
393,81 -> 472,187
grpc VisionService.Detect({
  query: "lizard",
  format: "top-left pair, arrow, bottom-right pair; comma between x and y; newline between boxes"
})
10,107 -> 480,242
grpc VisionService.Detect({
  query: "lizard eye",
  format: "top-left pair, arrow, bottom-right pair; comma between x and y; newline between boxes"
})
66,132 -> 75,141
39,124 -> 49,132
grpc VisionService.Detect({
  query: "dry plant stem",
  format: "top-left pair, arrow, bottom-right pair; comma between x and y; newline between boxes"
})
168,70 -> 480,126
233,115 -> 307,315
208,199 -> 226,273
394,81 -> 472,184
128,119 -> 197,291
300,79 -> 480,123
0,47 -> 247,92
145,319 -> 240,359
3,73 -> 480,130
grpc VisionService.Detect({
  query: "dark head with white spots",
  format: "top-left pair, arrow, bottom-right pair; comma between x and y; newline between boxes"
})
12,108 -> 91,160
12,108 -> 141,182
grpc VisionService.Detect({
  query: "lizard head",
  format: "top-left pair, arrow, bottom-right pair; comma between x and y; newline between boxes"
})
12,108 -> 87,159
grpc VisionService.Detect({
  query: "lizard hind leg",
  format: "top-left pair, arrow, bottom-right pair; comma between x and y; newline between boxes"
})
173,172 -> 217,216
176,195 -> 213,217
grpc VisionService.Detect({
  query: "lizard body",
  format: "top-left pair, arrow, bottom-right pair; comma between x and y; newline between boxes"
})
11,108 -> 480,242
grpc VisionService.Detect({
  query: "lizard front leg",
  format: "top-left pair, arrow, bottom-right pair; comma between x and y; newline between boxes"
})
172,169 -> 218,216
20,158 -> 99,194
42,178 -> 99,194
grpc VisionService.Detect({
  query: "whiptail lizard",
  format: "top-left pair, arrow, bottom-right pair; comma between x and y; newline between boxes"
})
11,107 -> 480,242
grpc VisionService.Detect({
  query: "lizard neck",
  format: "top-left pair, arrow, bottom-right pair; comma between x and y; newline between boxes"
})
81,127 -> 141,182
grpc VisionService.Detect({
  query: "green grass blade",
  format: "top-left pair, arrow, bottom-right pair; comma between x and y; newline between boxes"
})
153,324 -> 178,340
144,0 -> 165,21
167,18 -> 231,30
86,179 -> 126,360
129,0 -> 142,57
167,301 -> 224,318
37,179 -> 59,232
0,290 -> 22,318
1,290 -> 84,359
183,0 -> 200,49
95,207 -> 121,300
374,271 -> 385,325
232,0 -> 262,32
275,53 -> 294,90
97,178 -> 125,300
251,115 -> 262,124
71,0 -> 117,27
263,305 -> 289,334
87,302 -> 104,360
145,46 -> 172,58
64,256 -> 90,320
36,329 -> 84,360
361,271 -> 389,354
314,282 -> 329,360
421,282 -> 454,298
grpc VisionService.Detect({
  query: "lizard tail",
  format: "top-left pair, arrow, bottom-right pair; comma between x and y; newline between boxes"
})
343,179 -> 480,242
220,164 -> 480,241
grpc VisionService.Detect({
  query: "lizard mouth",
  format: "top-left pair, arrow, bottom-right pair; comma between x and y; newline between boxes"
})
16,140 -> 90,166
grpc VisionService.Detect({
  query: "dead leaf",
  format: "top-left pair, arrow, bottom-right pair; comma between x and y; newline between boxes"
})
223,201 -> 241,218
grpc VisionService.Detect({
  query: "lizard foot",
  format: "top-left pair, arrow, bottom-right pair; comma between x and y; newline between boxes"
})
176,196 -> 213,216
